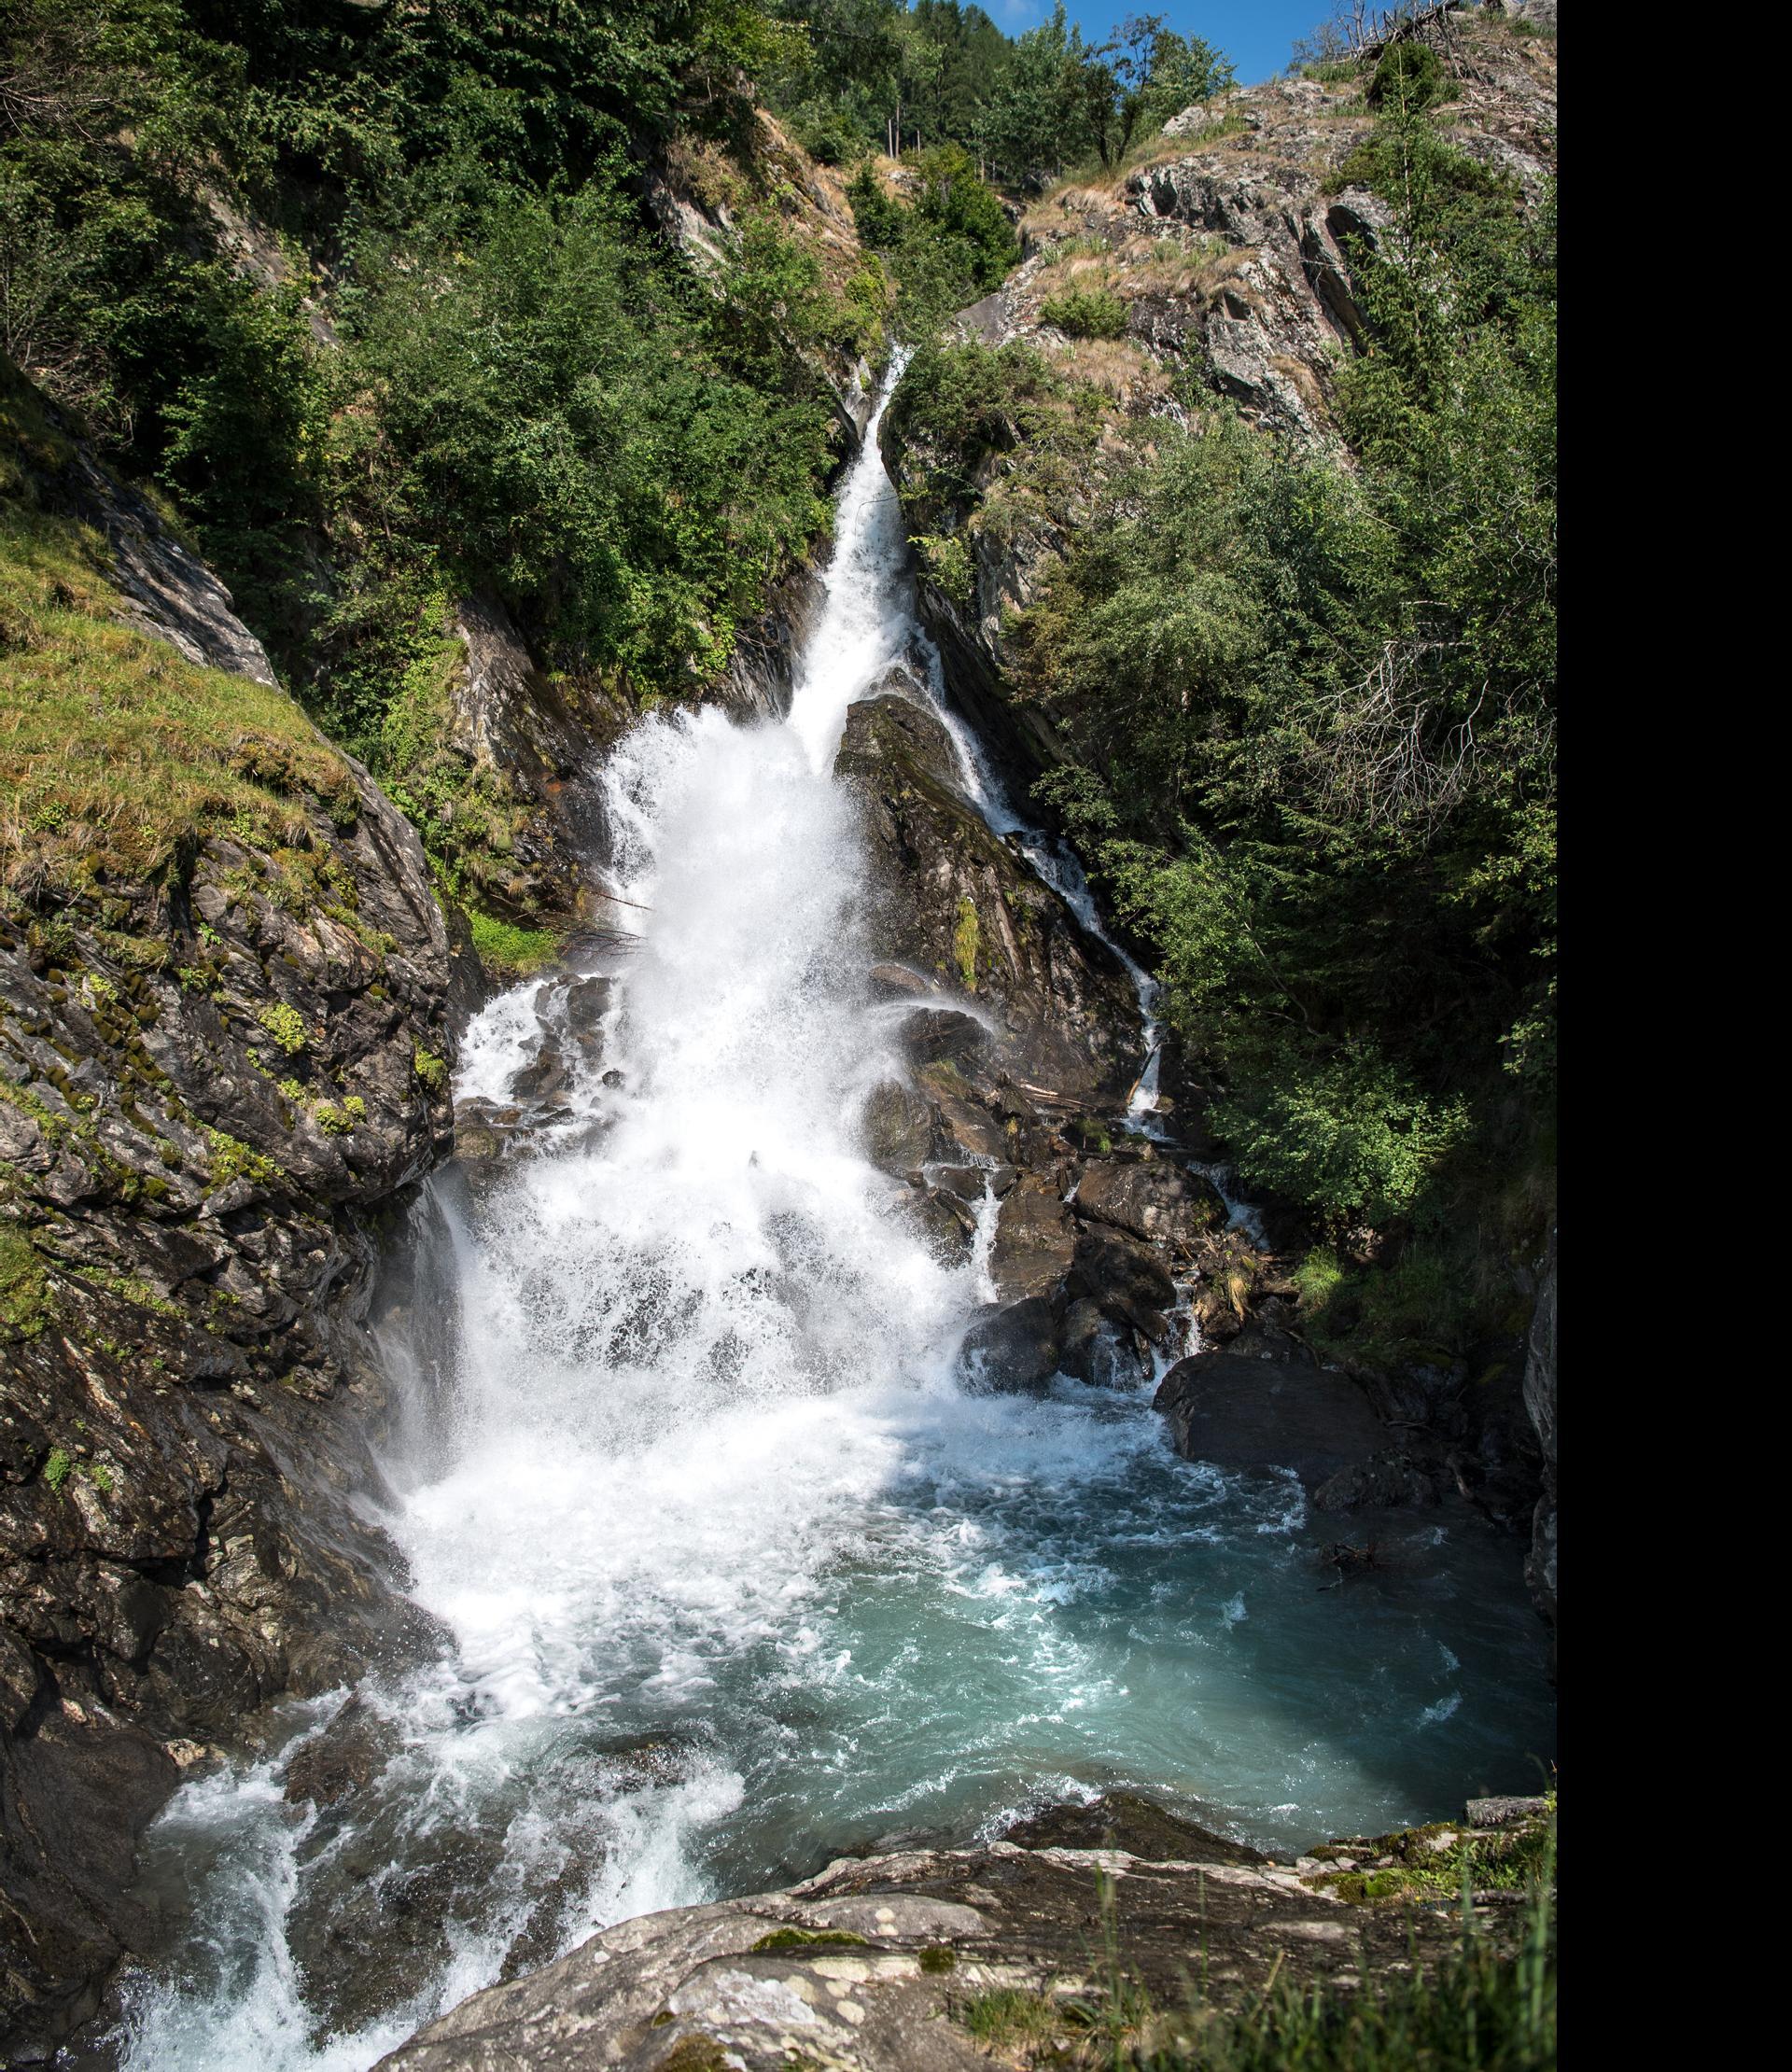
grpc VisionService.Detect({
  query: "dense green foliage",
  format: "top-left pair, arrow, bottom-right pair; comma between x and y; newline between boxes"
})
329,190 -> 833,689
896,63 -> 1556,1350
764,1 -> 1231,181
847,144 -> 1016,324
1,0 -> 866,931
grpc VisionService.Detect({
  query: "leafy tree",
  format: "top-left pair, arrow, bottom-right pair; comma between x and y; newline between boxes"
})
847,144 -> 1015,326
332,186 -> 833,693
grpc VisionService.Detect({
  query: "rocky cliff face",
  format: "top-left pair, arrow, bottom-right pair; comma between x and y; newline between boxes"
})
836,691 -> 1139,1100
884,13 -> 1558,790
1,389 -> 459,2056
829,688 -> 1301,1397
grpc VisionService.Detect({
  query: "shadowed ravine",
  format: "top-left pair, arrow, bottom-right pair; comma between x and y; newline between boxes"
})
108,375 -> 1553,2071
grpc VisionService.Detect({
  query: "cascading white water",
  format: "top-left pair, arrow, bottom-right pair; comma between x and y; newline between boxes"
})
114,368 -> 1554,2072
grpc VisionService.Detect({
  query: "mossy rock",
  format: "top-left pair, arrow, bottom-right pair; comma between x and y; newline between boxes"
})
749,1927 -> 872,1953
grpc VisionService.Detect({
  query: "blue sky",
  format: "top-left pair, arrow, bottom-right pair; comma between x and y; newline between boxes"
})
987,3 -> 1327,87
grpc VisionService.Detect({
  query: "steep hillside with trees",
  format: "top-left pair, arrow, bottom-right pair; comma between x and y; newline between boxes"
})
2,3 -> 1557,2057
883,7 -> 1557,1443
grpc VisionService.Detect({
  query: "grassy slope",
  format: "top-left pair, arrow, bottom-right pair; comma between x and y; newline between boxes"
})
1,368 -> 351,900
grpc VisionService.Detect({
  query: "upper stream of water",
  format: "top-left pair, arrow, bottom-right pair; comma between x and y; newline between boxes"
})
109,372 -> 1554,2072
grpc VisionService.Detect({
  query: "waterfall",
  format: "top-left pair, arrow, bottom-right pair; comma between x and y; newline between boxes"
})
114,365 -> 1556,2072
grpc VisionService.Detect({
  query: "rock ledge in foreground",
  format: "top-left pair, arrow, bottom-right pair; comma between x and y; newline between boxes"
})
376,1798 -> 1549,2071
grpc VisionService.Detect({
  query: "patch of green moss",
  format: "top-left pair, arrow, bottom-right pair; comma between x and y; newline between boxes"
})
466,909 -> 559,980
954,895 -> 981,990
749,1927 -> 871,1953
1,1218 -> 49,1337
918,1943 -> 957,1974
87,1267 -> 181,1319
204,1126 -> 281,1188
258,1001 -> 308,1054
413,1044 -> 448,1092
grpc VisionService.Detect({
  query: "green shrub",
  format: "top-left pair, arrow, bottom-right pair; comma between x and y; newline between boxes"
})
910,531 -> 974,607
847,148 -> 1017,329
257,1002 -> 308,1055
1039,286 -> 1127,339
1211,1045 -> 1469,1231
1367,39 -> 1447,112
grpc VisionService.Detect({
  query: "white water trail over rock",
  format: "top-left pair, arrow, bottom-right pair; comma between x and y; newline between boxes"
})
114,366 -> 1556,2072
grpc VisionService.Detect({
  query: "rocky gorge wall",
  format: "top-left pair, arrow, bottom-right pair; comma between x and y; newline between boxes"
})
0,387 -> 463,2055
875,10 -> 1561,1628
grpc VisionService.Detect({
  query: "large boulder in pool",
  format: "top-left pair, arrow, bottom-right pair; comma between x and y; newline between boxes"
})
959,1296 -> 1061,1393
1153,1352 -> 1390,1491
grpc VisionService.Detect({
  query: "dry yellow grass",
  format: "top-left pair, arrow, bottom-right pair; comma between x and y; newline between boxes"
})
1052,336 -> 1171,405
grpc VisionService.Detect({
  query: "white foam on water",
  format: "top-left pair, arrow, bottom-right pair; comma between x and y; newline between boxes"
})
114,358 -> 1554,2072
453,978 -> 553,1106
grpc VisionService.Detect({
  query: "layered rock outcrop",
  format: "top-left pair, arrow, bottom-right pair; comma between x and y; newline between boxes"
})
836,693 -> 1140,1103
376,1793 -> 1552,2071
1,399 -> 459,2056
884,14 -> 1559,791
829,689 -> 1295,1394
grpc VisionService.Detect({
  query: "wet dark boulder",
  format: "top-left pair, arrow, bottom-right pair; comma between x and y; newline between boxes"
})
987,1173 -> 1076,1302
1072,1154 -> 1221,1255
867,961 -> 932,1001
1057,1298 -> 1148,1390
914,1063 -> 1010,1165
896,1005 -> 989,1069
834,696 -> 1141,1103
284,1694 -> 402,1813
959,1296 -> 1061,1393
929,1161 -> 1015,1206
1154,1352 -> 1389,1490
898,1184 -> 977,1267
1069,1225 -> 1177,1345
1310,1450 -> 1441,1514
862,1079 -> 937,1177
